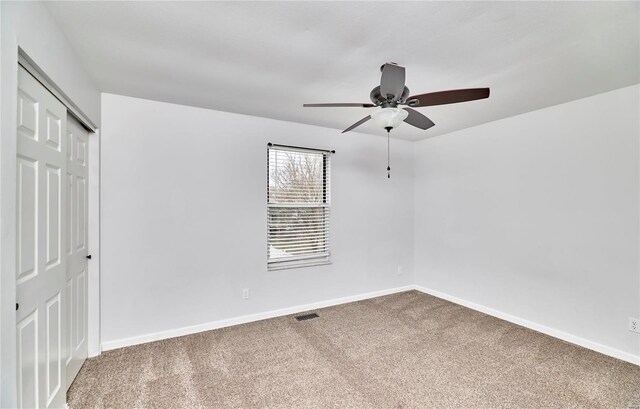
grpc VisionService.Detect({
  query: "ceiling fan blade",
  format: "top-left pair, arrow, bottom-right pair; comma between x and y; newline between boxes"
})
403,108 -> 435,130
409,88 -> 490,107
303,103 -> 376,108
380,63 -> 405,100
342,115 -> 371,133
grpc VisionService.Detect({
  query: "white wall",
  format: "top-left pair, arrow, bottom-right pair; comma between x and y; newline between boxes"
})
0,2 -> 101,406
100,93 -> 414,347
102,87 -> 640,363
414,85 -> 640,360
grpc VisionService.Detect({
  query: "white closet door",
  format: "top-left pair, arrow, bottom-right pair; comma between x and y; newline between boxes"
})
16,66 -> 68,408
64,115 -> 89,388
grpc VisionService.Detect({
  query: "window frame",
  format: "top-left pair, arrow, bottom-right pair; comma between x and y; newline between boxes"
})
266,144 -> 332,270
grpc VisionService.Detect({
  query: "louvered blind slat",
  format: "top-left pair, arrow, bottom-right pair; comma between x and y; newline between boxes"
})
267,145 -> 331,269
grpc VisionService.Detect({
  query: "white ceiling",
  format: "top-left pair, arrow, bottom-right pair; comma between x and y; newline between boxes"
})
46,1 -> 639,141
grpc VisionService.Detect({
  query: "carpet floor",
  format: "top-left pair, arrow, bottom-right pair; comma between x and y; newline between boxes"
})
68,290 -> 640,408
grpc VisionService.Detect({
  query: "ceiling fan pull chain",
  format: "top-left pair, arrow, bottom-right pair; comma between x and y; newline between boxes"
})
387,128 -> 391,179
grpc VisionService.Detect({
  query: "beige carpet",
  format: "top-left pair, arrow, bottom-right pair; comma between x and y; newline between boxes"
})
68,291 -> 640,408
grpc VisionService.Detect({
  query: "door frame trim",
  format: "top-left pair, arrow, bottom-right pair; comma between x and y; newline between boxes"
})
87,127 -> 101,358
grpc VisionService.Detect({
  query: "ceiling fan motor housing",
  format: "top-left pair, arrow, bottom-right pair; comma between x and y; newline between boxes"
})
370,85 -> 410,107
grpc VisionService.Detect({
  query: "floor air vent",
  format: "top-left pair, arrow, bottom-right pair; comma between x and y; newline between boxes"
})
295,313 -> 319,321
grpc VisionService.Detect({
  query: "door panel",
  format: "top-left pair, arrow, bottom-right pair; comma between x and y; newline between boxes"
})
17,310 -> 38,409
65,115 -> 89,388
65,278 -> 73,367
18,90 -> 38,140
45,165 -> 61,268
45,293 -> 61,407
66,173 -> 73,256
75,176 -> 86,251
76,271 -> 86,349
45,111 -> 62,151
17,156 -> 38,283
16,66 -> 68,409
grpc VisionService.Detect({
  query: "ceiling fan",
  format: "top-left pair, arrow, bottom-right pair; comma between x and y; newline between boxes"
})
303,62 -> 490,134
303,63 -> 490,178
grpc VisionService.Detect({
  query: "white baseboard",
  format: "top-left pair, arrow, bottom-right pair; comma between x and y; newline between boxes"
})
100,283 -> 639,367
101,285 -> 414,351
413,285 -> 640,366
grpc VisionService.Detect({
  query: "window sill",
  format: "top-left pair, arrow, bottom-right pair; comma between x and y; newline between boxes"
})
268,260 -> 332,271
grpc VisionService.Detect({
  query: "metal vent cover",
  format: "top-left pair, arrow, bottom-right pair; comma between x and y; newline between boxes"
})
295,313 -> 319,321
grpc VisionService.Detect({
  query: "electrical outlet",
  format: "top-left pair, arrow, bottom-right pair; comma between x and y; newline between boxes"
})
630,317 -> 640,333
397,265 -> 403,276
242,289 -> 249,300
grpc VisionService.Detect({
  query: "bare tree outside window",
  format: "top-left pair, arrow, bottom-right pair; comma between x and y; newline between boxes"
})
267,147 -> 331,269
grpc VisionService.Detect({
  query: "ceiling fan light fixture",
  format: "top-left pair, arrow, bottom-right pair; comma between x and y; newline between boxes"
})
303,63 -> 489,134
370,107 -> 408,130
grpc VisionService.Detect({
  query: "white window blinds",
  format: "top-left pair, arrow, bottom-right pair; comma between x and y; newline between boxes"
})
267,144 -> 331,270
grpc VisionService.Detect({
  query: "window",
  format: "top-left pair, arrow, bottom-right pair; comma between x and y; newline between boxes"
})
267,144 -> 331,270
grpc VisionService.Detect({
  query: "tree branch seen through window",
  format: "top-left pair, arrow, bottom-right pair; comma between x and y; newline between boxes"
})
267,146 -> 331,269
